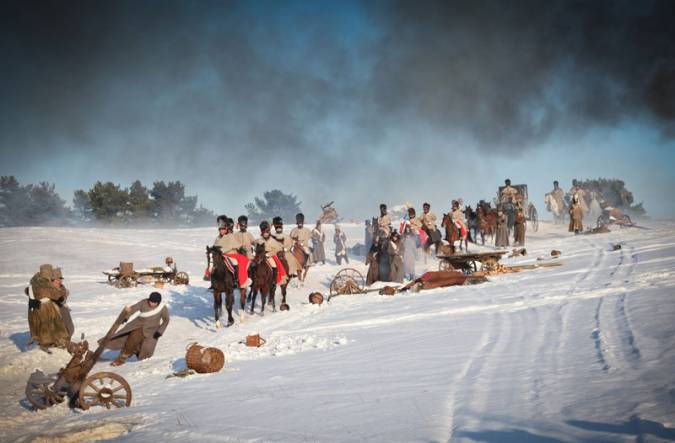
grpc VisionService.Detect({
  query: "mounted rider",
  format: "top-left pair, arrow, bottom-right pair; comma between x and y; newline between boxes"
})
550,180 -> 565,209
212,216 -> 251,290
451,200 -> 468,239
500,179 -> 519,205
233,215 -> 255,259
377,203 -> 392,239
568,179 -> 588,215
271,216 -> 300,278
254,220 -> 288,290
419,202 -> 441,248
290,212 -> 313,265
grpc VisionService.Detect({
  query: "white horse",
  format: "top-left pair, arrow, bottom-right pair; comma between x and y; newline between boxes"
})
545,193 -> 566,224
588,192 -> 603,227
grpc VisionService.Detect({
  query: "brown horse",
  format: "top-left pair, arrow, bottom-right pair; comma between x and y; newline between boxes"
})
477,204 -> 497,245
291,239 -> 309,284
206,246 -> 236,328
442,213 -> 469,252
248,243 -> 275,314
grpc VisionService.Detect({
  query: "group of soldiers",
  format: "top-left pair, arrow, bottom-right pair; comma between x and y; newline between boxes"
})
209,213 -> 350,290
25,264 -> 170,366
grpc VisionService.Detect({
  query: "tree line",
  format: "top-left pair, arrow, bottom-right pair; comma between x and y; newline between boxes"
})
0,176 -> 215,226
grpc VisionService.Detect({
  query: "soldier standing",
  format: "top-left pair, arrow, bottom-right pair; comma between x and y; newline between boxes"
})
334,225 -> 349,265
26,264 -> 73,351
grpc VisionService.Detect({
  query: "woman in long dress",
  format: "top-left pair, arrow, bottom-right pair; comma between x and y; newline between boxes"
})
311,221 -> 326,264
495,210 -> 509,248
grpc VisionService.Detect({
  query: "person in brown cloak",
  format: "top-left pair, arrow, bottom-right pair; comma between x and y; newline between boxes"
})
26,264 -> 73,350
106,292 -> 169,366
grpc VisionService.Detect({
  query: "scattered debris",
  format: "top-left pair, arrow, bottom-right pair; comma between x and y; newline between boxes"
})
245,334 -> 266,348
551,250 -> 561,257
166,369 -> 196,379
309,292 -> 324,305
509,248 -> 527,257
612,244 -> 622,251
185,343 -> 225,374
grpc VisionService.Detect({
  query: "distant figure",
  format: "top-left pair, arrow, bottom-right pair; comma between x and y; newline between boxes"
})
387,231 -> 404,283
495,210 -> 510,247
106,292 -> 169,366
513,203 -> 526,246
364,219 -> 374,249
569,195 -> 584,234
568,179 -> 588,216
311,221 -> 326,265
334,225 -> 349,265
402,225 -> 418,280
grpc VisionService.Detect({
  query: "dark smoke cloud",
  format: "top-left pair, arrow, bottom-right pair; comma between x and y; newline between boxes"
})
0,0 -> 673,219
367,0 -> 675,148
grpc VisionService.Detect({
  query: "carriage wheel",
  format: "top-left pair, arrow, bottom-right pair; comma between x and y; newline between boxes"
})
329,268 -> 365,297
25,373 -> 61,410
78,371 -> 132,411
621,215 -> 633,227
107,274 -> 116,284
116,275 -> 136,288
174,271 -> 189,285
596,215 -> 606,228
438,260 -> 454,271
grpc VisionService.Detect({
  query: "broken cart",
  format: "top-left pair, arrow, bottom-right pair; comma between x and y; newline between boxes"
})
25,309 -> 133,410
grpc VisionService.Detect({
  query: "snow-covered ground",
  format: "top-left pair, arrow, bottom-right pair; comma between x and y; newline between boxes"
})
1,221 -> 674,442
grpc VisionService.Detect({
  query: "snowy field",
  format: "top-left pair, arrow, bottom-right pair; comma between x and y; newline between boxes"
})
1,220 -> 674,442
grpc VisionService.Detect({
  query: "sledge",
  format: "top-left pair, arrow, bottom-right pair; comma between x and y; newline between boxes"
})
103,261 -> 189,288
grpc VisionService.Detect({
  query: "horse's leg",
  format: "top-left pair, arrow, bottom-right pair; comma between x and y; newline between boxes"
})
214,291 -> 222,329
260,286 -> 266,315
249,287 -> 257,314
225,290 -> 234,327
239,288 -> 246,321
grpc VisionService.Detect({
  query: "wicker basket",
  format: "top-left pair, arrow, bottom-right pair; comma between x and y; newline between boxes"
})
185,343 -> 225,373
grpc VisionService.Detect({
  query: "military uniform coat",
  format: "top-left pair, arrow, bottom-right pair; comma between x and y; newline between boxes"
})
419,212 -> 437,231
378,214 -> 391,237
271,233 -> 299,276
495,214 -> 510,247
387,238 -> 404,283
513,210 -> 526,246
214,233 -> 240,255
104,299 -> 170,360
233,231 -> 255,259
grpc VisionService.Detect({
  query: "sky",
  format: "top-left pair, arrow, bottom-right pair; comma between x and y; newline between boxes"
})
1,0 -> 674,221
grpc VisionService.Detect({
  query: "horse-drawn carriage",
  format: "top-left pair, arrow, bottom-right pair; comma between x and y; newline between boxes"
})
497,183 -> 538,231
25,309 -> 132,410
103,259 -> 189,288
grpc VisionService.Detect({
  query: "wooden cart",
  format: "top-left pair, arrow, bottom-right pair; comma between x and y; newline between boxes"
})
103,262 -> 189,288
25,309 -> 133,410
437,251 -> 509,274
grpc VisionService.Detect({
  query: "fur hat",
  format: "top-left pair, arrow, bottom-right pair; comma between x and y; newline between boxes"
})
505,178 -> 511,186
259,220 -> 270,232
237,215 -> 248,224
39,264 -> 54,280
423,202 -> 430,208
379,203 -> 387,210
272,216 -> 283,226
51,267 -> 64,280
165,256 -> 174,264
148,292 -> 162,303
296,213 -> 305,222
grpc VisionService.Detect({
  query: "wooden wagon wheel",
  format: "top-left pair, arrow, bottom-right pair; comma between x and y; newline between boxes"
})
173,271 -> 189,285
116,275 -> 137,288
620,214 -> 633,227
25,373 -> 62,410
329,268 -> 365,296
78,371 -> 132,411
107,274 -> 116,284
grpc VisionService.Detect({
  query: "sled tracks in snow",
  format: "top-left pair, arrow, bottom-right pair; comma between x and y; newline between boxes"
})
592,243 -> 641,373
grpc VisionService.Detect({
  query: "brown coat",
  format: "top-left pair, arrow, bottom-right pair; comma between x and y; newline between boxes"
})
214,233 -> 240,254
419,212 -> 437,231
104,300 -> 170,360
378,214 -> 391,236
27,274 -> 71,347
387,239 -> 404,283
271,233 -> 299,275
513,210 -> 526,245
569,203 -> 584,232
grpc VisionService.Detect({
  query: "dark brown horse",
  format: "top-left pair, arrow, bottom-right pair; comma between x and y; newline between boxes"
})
206,246 -> 235,328
248,243 -> 275,314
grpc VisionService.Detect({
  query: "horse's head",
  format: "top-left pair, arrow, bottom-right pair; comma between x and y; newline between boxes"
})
253,243 -> 266,263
